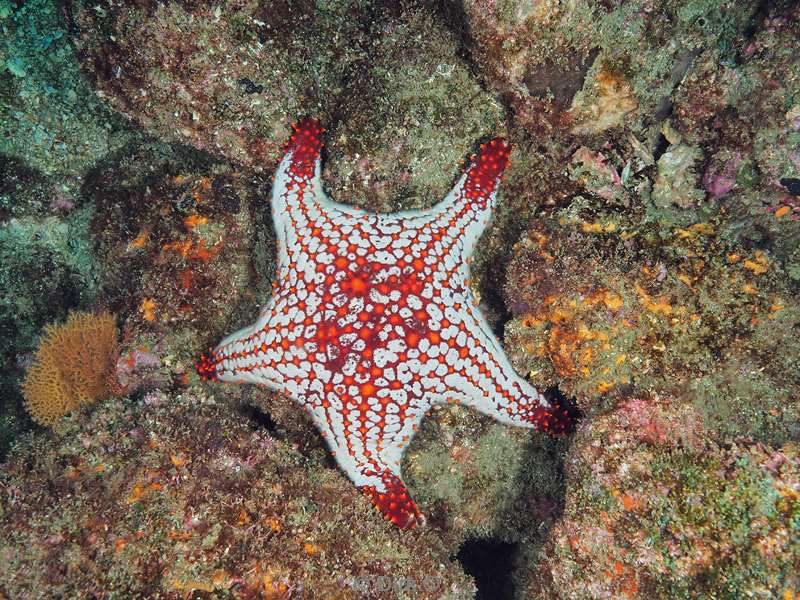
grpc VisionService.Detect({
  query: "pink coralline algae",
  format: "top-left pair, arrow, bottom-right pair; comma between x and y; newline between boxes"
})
197,118 -> 571,529
703,153 -> 743,199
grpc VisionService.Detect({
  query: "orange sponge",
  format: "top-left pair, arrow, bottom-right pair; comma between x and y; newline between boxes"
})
22,311 -> 121,426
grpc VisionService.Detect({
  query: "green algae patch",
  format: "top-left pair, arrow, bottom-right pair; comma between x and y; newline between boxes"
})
405,405 -> 568,546
0,0 -> 132,176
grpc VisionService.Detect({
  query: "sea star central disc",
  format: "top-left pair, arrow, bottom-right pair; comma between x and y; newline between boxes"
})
197,118 -> 570,528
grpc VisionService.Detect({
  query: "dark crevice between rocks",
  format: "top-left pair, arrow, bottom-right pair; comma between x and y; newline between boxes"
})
480,257 -> 516,340
430,0 -> 483,79
650,47 -> 701,127
239,403 -> 282,438
456,538 -> 518,600
652,131 -> 670,163
476,209 -> 530,338
58,0 -> 82,37
238,395 -> 337,468
740,0 -> 772,43
467,386 -> 578,600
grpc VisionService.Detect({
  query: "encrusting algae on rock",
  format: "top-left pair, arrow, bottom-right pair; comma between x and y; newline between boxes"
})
522,394 -> 800,599
0,391 -> 475,599
22,311 -> 121,426
504,211 -> 800,440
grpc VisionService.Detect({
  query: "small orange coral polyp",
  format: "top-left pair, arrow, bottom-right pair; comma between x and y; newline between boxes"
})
22,311 -> 121,426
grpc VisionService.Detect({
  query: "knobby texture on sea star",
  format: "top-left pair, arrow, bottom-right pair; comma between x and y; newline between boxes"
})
197,118 -> 571,528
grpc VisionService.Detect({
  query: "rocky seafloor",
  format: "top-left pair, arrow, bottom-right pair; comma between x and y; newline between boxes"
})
1,0 -> 798,598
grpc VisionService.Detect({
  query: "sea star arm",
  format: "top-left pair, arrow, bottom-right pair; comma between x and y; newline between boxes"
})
397,137 -> 571,433
420,138 -> 512,261
195,293 -> 302,393
309,401 -> 425,529
434,302 -> 572,435
270,118 -> 327,274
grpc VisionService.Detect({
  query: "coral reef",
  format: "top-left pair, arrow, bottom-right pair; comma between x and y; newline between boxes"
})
457,0 -> 762,140
1,0 -> 799,596
457,0 -> 800,272
81,138 -> 274,393
323,3 -> 503,211
0,391 -> 475,599
68,0 -> 506,212
22,311 -> 120,426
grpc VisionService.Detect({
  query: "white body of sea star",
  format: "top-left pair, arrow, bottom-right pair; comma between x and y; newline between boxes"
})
197,118 -> 571,528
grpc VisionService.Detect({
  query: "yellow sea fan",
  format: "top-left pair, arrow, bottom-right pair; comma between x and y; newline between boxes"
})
22,311 -> 121,426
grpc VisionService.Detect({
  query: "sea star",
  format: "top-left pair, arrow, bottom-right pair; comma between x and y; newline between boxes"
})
197,118 -> 571,529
